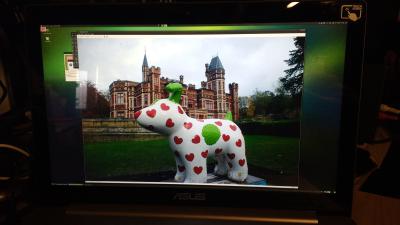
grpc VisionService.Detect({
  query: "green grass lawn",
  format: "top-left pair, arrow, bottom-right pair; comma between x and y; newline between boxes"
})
84,135 -> 299,179
245,135 -> 299,174
238,119 -> 298,125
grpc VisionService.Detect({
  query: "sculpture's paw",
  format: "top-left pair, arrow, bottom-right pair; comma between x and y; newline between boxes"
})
228,170 -> 247,183
214,164 -> 228,176
174,173 -> 185,182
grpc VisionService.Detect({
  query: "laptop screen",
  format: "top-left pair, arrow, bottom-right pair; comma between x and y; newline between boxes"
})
40,23 -> 347,193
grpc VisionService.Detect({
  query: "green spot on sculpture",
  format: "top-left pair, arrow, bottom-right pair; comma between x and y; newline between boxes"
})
201,124 -> 221,146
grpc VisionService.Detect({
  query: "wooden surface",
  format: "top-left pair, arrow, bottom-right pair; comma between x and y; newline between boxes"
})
352,190 -> 400,225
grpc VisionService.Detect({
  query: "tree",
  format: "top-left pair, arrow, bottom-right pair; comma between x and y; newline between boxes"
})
101,89 -> 111,102
279,37 -> 305,96
252,90 -> 275,116
81,81 -> 110,118
247,100 -> 256,118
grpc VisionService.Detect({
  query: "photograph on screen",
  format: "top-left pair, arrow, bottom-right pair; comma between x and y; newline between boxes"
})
74,32 -> 305,188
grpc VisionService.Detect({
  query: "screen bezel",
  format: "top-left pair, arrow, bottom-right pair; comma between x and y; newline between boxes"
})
27,0 -> 365,216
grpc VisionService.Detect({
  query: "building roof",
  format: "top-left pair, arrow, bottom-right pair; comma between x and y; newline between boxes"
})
109,80 -> 138,86
208,56 -> 224,70
142,53 -> 148,67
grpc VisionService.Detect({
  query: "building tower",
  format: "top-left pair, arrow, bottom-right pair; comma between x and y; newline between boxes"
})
148,66 -> 161,103
140,52 -> 161,104
142,52 -> 149,82
229,82 -> 239,121
205,56 -> 226,118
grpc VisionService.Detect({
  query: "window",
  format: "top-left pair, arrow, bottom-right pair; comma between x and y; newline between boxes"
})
206,101 -> 213,110
184,96 -> 187,107
117,111 -> 125,118
135,97 -> 140,107
143,94 -> 148,106
129,97 -> 134,109
116,93 -> 125,104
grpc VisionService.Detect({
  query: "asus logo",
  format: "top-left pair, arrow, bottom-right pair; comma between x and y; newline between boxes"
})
173,193 -> 206,201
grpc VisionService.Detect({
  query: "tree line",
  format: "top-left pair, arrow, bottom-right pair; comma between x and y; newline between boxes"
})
241,37 -> 305,121
81,81 -> 110,118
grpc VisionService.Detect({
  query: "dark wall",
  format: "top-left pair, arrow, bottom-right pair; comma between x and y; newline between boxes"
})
357,1 -> 400,143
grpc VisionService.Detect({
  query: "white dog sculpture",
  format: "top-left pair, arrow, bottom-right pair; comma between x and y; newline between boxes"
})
135,83 -> 248,183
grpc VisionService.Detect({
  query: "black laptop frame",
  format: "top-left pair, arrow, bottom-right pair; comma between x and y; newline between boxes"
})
26,0 -> 366,216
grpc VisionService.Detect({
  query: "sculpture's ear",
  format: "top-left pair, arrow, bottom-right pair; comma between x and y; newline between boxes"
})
166,83 -> 183,104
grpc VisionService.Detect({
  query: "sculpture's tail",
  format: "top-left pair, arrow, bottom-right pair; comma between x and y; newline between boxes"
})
225,111 -> 233,121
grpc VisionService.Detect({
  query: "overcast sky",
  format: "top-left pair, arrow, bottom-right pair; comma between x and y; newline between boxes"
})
76,34 -> 302,97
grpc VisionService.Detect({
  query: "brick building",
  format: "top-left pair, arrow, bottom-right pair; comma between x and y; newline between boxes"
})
109,53 -> 239,120
109,80 -> 138,119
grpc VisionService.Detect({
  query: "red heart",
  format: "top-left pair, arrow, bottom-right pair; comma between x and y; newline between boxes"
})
134,110 -> 141,119
215,121 -> 223,126
239,159 -> 246,167
185,153 -> 194,161
215,148 -> 223,154
192,135 -> 200,144
230,125 -> 237,131
178,165 -> 185,172
227,153 -> 235,160
178,106 -> 184,114
174,136 -> 183,144
146,109 -> 156,118
184,122 -> 192,129
161,103 -> 170,111
174,151 -> 180,157
197,119 -> 204,122
193,166 -> 203,174
228,162 -> 233,168
201,150 -> 208,158
222,134 -> 230,142
236,139 -> 242,147
166,118 -> 175,128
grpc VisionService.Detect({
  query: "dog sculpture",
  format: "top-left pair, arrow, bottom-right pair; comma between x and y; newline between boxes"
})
135,83 -> 248,183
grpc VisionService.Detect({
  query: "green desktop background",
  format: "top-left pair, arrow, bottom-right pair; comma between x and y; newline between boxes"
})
41,24 -> 347,190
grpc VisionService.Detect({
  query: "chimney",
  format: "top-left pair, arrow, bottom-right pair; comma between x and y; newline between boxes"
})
179,75 -> 184,83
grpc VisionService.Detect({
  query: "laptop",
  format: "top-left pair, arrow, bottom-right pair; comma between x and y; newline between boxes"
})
28,1 -> 365,224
